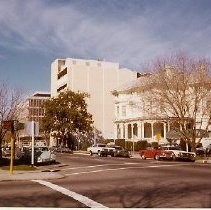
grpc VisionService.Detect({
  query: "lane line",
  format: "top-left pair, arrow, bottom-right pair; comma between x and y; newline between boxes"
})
32,179 -> 107,208
61,162 -> 137,171
65,163 -> 188,176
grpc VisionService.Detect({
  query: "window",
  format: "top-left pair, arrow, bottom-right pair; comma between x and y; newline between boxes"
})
122,106 -> 126,117
116,106 -> 119,117
58,67 -> 67,79
57,84 -> 67,92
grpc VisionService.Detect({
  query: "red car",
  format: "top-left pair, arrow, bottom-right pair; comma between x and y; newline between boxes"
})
139,147 -> 173,160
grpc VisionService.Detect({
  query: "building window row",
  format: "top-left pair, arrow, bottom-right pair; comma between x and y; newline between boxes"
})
58,67 -> 67,79
29,108 -> 45,116
29,99 -> 45,107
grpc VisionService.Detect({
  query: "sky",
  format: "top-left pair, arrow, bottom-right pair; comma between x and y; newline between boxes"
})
0,0 -> 211,95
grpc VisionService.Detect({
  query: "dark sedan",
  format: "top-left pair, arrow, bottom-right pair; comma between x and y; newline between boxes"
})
112,146 -> 130,158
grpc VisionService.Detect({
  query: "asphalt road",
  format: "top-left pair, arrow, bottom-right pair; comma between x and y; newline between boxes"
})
1,153 -> 211,208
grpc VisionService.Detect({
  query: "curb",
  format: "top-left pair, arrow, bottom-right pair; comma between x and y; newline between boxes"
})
0,170 -> 65,181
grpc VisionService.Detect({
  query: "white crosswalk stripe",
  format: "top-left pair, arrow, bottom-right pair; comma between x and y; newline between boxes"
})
32,179 -> 107,208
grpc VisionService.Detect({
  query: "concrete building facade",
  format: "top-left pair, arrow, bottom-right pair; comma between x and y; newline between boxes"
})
27,92 -> 51,124
51,58 -> 138,139
18,91 -> 51,146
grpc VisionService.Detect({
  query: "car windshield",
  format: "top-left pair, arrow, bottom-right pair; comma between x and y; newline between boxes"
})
36,147 -> 49,151
162,146 -> 180,150
98,144 -> 106,147
114,146 -> 122,150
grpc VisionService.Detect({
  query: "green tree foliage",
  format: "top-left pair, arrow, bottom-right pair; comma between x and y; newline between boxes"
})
41,90 -> 93,145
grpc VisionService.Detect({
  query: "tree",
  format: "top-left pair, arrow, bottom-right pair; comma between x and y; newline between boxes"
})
0,83 -> 25,158
141,53 -> 211,152
41,90 -> 93,148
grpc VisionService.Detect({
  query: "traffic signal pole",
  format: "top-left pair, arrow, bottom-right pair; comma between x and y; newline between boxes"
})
2,120 -> 20,175
10,128 -> 15,175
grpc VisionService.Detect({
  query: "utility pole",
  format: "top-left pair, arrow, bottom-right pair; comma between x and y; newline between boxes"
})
31,121 -> 35,166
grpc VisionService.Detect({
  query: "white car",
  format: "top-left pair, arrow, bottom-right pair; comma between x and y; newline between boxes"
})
35,146 -> 56,163
161,145 -> 196,162
87,144 -> 109,156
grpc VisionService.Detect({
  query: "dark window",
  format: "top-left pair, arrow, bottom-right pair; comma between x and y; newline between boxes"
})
57,84 -> 67,92
58,67 -> 67,79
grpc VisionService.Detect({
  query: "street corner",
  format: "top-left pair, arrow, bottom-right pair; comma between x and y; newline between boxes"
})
0,170 -> 65,181
196,159 -> 211,164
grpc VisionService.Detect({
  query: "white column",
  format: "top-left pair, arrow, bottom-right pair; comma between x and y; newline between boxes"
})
120,123 -> 124,139
163,122 -> 166,140
151,122 -> 154,140
138,122 -> 142,139
114,124 -> 118,139
125,123 -> 128,140
142,122 -> 145,139
131,123 -> 134,139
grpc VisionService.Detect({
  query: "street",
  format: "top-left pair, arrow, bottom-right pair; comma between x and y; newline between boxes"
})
0,153 -> 211,208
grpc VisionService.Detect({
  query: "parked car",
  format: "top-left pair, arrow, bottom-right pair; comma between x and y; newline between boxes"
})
2,146 -> 11,157
55,146 -> 73,153
112,146 -> 130,158
87,144 -> 109,156
161,145 -> 196,162
205,144 -> 211,155
196,147 -> 205,156
139,147 -> 173,160
18,146 -> 56,164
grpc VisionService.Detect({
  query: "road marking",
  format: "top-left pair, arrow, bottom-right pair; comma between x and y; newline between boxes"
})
32,180 -> 107,208
62,162 -> 137,171
65,163 -> 188,176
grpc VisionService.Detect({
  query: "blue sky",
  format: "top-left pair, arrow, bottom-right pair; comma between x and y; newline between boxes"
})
0,0 -> 211,95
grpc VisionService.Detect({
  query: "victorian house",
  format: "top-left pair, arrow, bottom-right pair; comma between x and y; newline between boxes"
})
113,72 -> 211,147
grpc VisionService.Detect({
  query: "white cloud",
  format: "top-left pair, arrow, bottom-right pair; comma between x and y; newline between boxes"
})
0,0 -> 210,71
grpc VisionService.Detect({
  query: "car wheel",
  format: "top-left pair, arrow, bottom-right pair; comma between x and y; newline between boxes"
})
98,151 -> 101,157
89,151 -> 93,156
154,154 -> 160,160
172,154 -> 177,161
141,154 -> 146,160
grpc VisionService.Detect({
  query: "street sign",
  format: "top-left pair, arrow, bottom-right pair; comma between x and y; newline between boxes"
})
2,120 -> 13,130
2,120 -> 23,131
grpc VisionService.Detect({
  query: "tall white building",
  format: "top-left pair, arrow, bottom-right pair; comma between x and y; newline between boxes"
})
51,58 -> 138,139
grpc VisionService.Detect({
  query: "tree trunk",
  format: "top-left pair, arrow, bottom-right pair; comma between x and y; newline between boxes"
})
0,138 -> 2,159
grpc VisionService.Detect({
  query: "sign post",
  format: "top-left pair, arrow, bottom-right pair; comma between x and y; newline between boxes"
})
9,135 -> 15,175
31,121 -> 35,166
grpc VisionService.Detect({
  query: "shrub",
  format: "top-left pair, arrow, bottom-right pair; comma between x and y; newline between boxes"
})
136,140 -> 148,151
151,142 -> 159,148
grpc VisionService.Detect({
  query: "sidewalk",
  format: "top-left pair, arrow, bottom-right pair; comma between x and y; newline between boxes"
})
0,169 -> 64,182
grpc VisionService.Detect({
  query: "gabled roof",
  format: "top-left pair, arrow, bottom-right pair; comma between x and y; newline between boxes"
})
112,73 -> 153,95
